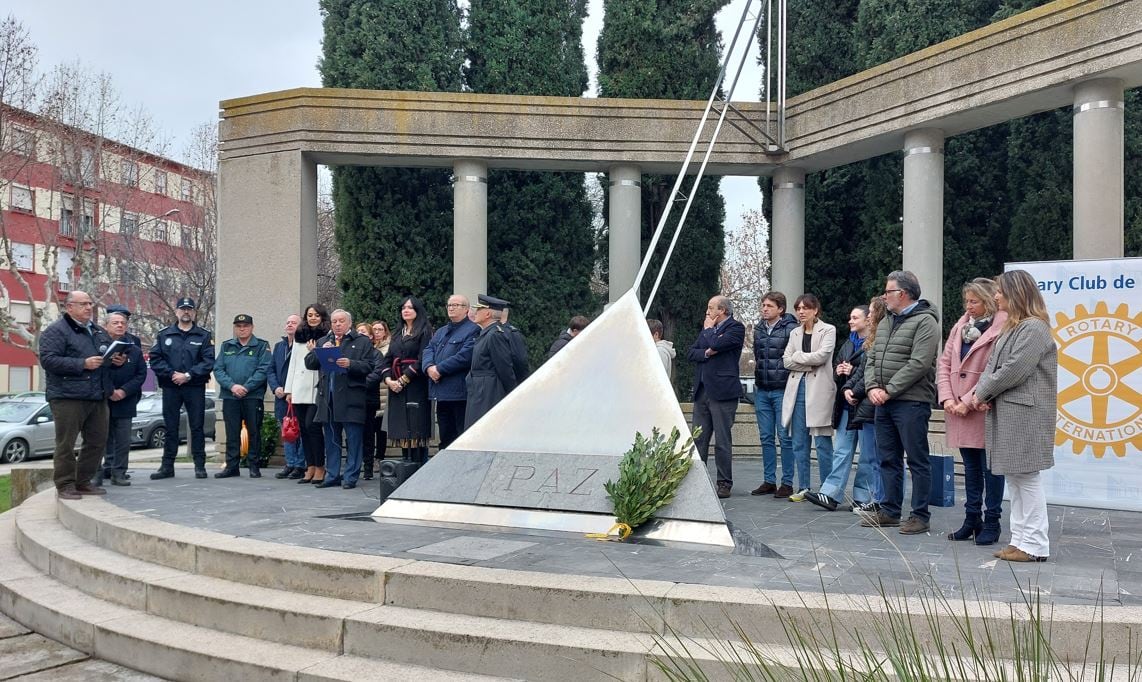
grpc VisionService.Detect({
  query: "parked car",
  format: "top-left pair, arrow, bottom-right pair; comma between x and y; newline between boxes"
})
0,399 -> 56,463
131,394 -> 217,449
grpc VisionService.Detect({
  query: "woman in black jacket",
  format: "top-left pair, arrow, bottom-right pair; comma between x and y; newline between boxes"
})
381,297 -> 434,463
841,298 -> 886,513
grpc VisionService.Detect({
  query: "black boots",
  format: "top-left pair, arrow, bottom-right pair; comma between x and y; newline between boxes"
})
150,465 -> 175,480
975,517 -> 1001,546
948,513 -> 982,541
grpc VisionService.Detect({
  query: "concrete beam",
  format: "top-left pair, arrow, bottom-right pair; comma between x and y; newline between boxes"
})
219,0 -> 1142,176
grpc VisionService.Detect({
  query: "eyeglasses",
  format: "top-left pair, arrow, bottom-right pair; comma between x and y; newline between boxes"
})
882,289 -> 904,297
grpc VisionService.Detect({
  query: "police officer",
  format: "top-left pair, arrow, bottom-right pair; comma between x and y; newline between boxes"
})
213,314 -> 272,478
500,306 -> 530,383
464,295 -> 518,429
149,297 -> 214,479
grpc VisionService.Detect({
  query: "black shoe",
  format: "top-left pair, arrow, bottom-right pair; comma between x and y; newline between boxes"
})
214,469 -> 240,479
123,473 -> 131,480
805,491 -> 839,511
975,519 -> 1001,546
110,475 -> 131,487
342,482 -> 356,489
248,465 -> 261,478
716,483 -> 731,499
150,468 -> 174,480
316,478 -> 342,488
195,469 -> 208,479
287,468 -> 304,479
362,473 -> 373,480
948,515 -> 982,541
274,467 -> 292,479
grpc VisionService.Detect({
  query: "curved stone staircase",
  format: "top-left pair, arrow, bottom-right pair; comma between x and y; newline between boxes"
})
1,490 -> 1139,681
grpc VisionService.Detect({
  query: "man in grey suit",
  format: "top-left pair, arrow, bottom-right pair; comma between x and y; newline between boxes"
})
862,270 -> 941,535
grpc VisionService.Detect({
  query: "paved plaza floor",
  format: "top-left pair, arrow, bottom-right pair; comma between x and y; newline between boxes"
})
110,458 -> 1141,609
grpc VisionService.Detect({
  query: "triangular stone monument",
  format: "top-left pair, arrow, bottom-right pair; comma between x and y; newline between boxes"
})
373,290 -> 733,548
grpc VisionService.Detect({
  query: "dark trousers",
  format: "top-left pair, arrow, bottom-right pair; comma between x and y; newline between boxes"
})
100,416 -> 133,477
295,402 -> 325,468
436,400 -> 466,450
222,398 -> 263,470
960,447 -> 1005,522
51,399 -> 109,490
692,387 -> 736,487
161,384 -> 206,468
875,400 -> 932,522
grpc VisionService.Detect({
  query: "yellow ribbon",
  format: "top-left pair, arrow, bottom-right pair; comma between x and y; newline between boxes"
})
586,522 -> 632,541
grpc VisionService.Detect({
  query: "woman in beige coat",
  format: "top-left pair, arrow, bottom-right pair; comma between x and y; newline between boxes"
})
967,270 -> 1057,562
782,294 -> 837,500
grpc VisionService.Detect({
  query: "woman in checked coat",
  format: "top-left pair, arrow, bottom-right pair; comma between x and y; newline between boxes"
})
967,270 -> 1057,563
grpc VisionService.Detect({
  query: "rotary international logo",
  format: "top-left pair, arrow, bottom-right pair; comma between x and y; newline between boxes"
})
1052,302 -> 1142,458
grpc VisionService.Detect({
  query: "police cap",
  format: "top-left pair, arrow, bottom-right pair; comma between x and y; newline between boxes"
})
106,304 -> 131,318
176,297 -> 197,310
232,314 -> 253,325
475,294 -> 510,311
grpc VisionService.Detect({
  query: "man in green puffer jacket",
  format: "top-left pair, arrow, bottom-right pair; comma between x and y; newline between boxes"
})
861,270 -> 941,536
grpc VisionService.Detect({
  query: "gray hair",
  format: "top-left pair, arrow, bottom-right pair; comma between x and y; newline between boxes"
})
106,311 -> 129,323
886,270 -> 921,301
331,308 -> 353,324
490,310 -> 503,321
713,295 -> 733,316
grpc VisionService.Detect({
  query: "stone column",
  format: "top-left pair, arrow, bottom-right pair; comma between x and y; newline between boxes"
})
608,164 -> 641,303
218,150 -> 317,340
903,129 -> 944,314
771,167 -> 805,298
1073,78 -> 1125,259
453,160 -> 488,301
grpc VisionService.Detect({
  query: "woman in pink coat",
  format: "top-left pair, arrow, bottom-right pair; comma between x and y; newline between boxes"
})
937,278 -> 1008,545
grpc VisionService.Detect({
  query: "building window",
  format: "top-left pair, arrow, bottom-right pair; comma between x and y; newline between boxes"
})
8,366 -> 31,393
10,185 -> 33,212
155,171 -> 167,195
9,126 -> 35,159
180,226 -> 193,248
61,144 -> 96,185
10,243 -> 34,271
60,195 -> 75,236
9,301 -> 32,325
121,160 -> 139,187
118,260 -> 137,284
57,247 -> 74,290
180,177 -> 193,202
154,220 -> 168,243
121,211 -> 139,237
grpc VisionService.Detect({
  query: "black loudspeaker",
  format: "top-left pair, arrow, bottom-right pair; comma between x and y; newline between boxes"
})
378,459 -> 421,502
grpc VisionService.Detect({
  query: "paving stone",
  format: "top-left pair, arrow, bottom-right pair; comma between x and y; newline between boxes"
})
98,457 -> 1142,607
0,633 -> 87,679
11,658 -> 167,681
0,611 -> 30,639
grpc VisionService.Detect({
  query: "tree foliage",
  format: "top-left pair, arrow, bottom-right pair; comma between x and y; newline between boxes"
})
598,0 -> 729,397
466,0 -> 596,368
318,0 -> 463,327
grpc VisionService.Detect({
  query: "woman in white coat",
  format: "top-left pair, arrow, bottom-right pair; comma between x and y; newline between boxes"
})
781,294 -> 837,501
284,304 -> 329,484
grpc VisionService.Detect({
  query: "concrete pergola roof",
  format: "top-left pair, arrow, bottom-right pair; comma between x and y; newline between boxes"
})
219,0 -> 1142,175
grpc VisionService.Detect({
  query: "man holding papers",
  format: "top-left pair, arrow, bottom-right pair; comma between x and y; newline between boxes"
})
96,307 -> 147,487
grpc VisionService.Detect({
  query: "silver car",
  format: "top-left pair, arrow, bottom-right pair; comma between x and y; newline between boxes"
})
0,399 -> 57,463
131,394 -> 217,449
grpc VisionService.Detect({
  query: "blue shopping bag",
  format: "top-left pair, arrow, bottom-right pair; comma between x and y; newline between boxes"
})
929,453 -> 956,507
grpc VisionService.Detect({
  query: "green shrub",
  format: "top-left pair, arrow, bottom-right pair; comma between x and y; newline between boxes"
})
603,426 -> 698,536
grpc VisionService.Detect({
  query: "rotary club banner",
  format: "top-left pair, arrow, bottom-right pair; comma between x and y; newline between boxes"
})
1009,258 -> 1142,511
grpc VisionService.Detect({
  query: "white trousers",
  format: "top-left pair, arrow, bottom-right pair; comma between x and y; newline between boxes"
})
1006,471 -> 1050,557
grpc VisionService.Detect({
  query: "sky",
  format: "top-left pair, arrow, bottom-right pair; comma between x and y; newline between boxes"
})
10,0 -> 764,231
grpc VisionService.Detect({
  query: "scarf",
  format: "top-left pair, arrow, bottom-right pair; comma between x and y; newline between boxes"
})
849,331 -> 865,354
961,315 -> 993,344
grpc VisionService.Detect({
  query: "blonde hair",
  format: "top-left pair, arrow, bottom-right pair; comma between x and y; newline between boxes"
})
997,270 -> 1049,331
962,277 -> 998,318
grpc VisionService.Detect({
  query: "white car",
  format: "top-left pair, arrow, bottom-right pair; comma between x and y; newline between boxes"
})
0,399 -> 57,463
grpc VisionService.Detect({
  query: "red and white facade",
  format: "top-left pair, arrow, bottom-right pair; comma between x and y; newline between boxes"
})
0,105 -> 213,393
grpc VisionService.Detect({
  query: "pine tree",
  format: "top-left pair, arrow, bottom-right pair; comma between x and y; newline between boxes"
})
598,0 -> 729,397
466,0 -> 595,368
318,0 -> 463,325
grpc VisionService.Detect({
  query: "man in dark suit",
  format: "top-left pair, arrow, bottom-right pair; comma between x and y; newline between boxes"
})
96,306 -> 146,487
687,295 -> 745,499
304,309 -> 380,489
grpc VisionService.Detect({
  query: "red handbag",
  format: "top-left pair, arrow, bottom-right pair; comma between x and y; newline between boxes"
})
281,399 -> 301,443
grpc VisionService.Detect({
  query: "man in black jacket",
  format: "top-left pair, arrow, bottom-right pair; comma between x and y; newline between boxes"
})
750,292 -> 798,498
148,297 -> 215,480
96,307 -> 146,487
39,291 -> 119,500
688,295 -> 746,499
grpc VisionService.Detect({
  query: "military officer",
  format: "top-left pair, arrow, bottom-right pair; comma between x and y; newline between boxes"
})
464,295 -> 518,429
500,306 -> 531,383
148,297 -> 214,480
213,314 -> 272,478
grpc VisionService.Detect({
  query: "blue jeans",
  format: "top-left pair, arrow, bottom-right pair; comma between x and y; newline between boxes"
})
323,421 -> 364,485
820,411 -> 855,501
960,447 -> 1004,522
275,398 -> 305,469
790,381 -> 833,490
852,423 -> 882,504
754,388 -> 793,485
875,400 -> 932,522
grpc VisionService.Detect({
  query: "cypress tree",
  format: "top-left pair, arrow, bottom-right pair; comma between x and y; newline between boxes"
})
318,0 -> 463,325
598,0 -> 729,397
466,0 -> 595,368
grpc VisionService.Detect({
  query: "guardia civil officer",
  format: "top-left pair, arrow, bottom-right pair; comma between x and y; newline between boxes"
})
213,314 -> 272,478
464,295 -> 518,428
149,297 -> 214,480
